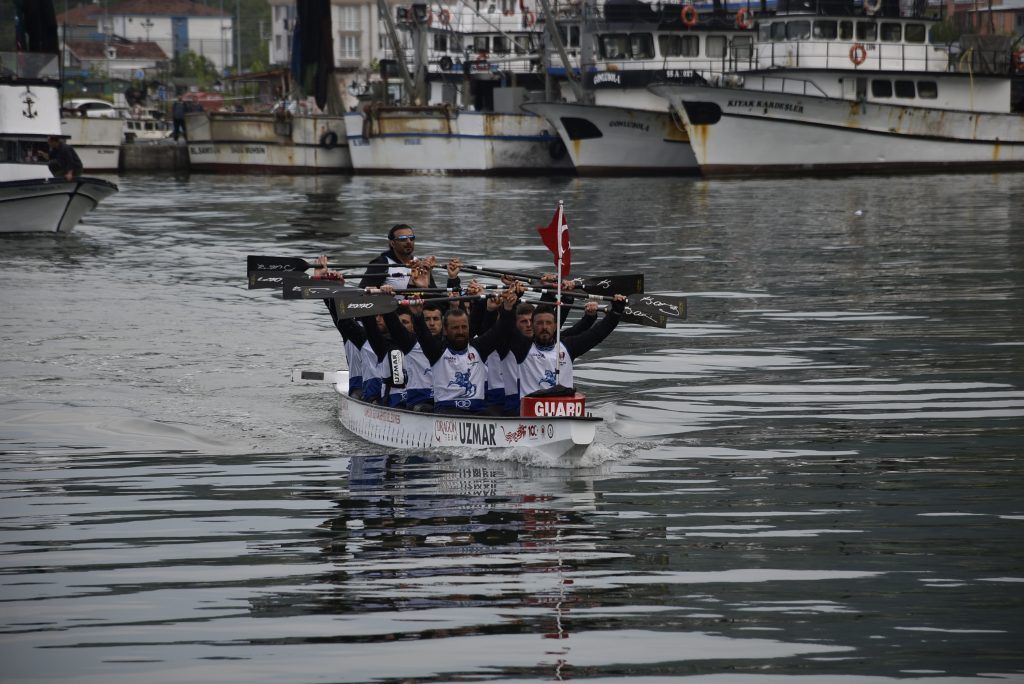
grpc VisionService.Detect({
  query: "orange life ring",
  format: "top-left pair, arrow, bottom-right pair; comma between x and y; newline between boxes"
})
439,8 -> 451,26
680,4 -> 698,28
849,43 -> 867,66
735,7 -> 753,29
524,9 -> 536,26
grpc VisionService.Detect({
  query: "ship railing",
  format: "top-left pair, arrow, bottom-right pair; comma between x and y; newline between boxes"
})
749,39 -> 956,73
0,51 -> 61,82
735,74 -> 830,98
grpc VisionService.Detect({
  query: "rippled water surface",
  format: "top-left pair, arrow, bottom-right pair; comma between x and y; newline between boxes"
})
1,172 -> 1022,684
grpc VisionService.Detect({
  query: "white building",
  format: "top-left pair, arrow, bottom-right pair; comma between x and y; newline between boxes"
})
58,0 -> 235,74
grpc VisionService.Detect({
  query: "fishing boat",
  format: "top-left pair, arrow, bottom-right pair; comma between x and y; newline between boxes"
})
524,3 -> 755,175
301,370 -> 600,459
60,102 -> 123,171
344,1 -> 573,174
650,0 -> 1024,175
1,4 -> 118,233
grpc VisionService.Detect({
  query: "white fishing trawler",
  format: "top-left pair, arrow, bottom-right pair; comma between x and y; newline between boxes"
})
525,0 -> 755,174
1,7 -> 118,234
650,0 -> 1024,174
60,98 -> 123,171
345,1 -> 573,174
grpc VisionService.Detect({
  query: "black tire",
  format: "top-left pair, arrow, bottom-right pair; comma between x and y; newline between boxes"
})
319,130 -> 339,149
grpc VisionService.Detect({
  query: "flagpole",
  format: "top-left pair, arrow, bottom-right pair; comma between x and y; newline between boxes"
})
554,200 -> 564,388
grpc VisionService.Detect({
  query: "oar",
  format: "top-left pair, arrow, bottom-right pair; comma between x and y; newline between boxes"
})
248,269 -> 406,290
521,296 -> 667,328
247,255 -> 399,273
516,284 -> 686,320
456,264 -> 644,296
332,294 -> 495,319
283,282 -> 459,300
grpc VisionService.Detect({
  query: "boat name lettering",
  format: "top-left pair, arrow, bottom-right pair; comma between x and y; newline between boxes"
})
404,138 -> 422,145
459,422 -> 496,446
191,145 -> 214,154
609,120 -> 649,132
593,72 -> 621,85
364,407 -> 401,424
727,99 -> 804,114
532,400 -> 584,417
500,423 -> 550,444
230,145 -> 267,153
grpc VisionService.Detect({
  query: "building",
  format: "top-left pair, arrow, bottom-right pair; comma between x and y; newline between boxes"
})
64,39 -> 169,80
945,0 -> 1024,35
57,0 -> 235,73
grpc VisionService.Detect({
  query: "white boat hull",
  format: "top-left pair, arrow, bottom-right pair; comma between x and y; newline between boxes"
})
652,83 -> 1024,175
523,102 -> 697,175
333,373 -> 599,460
186,112 -> 351,174
0,177 -> 118,233
343,110 -> 573,174
61,116 -> 123,172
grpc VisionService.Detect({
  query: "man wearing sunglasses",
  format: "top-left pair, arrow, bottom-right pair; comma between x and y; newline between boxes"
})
359,224 -> 434,289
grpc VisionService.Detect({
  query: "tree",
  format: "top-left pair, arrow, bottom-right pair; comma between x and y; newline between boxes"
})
173,50 -> 219,87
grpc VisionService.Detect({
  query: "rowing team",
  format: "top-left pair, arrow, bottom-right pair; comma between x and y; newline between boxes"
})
313,253 -> 626,416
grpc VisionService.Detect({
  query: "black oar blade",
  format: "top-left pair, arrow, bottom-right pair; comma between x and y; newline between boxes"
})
249,269 -> 312,290
622,306 -> 667,328
247,255 -> 313,273
629,293 -> 687,319
334,293 -> 398,319
289,282 -> 354,300
579,274 -> 644,296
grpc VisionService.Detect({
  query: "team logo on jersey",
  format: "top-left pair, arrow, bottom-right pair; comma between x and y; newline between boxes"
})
448,370 -> 477,397
541,369 -> 556,388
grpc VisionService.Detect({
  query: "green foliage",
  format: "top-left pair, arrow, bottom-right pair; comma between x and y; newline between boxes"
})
930,17 -> 963,45
173,50 -> 218,86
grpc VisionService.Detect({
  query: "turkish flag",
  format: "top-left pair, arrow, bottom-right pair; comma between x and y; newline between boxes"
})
537,204 -> 571,277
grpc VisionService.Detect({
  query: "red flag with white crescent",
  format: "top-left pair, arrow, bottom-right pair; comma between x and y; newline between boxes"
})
537,203 -> 571,277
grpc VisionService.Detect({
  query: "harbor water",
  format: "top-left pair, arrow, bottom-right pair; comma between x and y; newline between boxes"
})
1,172 -> 1022,683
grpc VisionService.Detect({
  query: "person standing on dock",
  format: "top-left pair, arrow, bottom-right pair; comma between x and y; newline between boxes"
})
171,96 -> 186,141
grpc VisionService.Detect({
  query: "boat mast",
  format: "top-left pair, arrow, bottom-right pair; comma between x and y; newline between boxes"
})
537,0 -> 585,102
376,0 -> 418,103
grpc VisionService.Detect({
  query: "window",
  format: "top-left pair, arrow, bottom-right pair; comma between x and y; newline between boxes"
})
839,20 -> 853,40
338,33 -> 359,59
813,20 -> 837,39
758,23 -> 771,42
433,34 -> 448,51
275,35 -> 281,51
474,36 -> 489,52
630,34 -> 654,59
600,34 -> 629,59
894,80 -> 915,97
871,79 -> 892,97
917,80 -> 938,98
706,35 -> 727,57
786,21 -> 811,40
731,35 -> 753,60
492,36 -> 508,54
659,34 -> 699,56
557,25 -> 580,48
338,6 -> 360,31
856,21 -> 877,41
905,23 -> 925,43
880,22 -> 901,42
771,22 -> 786,41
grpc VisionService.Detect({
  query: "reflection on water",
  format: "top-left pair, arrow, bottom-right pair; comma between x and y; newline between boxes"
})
0,173 -> 1022,682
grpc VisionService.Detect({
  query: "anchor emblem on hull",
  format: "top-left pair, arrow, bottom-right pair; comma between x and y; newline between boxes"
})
21,88 -> 38,119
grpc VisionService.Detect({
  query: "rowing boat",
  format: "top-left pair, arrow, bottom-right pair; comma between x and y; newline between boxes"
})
325,371 -> 601,459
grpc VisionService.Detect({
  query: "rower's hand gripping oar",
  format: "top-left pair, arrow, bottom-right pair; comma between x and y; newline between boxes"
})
515,283 -> 686,320
247,255 -> 399,273
456,263 -> 644,297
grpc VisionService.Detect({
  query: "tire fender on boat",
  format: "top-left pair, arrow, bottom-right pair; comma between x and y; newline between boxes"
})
863,0 -> 882,14
735,7 -> 753,29
524,9 -> 536,27
681,4 -> 698,28
849,43 -> 868,66
319,130 -> 339,149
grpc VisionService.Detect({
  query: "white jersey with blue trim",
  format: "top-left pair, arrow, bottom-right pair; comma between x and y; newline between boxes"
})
518,342 -> 574,397
383,256 -> 410,290
343,338 -> 363,392
360,342 -> 387,401
403,342 -> 433,405
432,345 -> 486,411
